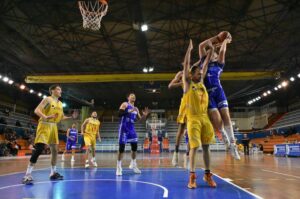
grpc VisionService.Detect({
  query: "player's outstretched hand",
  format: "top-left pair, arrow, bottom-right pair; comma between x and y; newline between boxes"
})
142,107 -> 151,116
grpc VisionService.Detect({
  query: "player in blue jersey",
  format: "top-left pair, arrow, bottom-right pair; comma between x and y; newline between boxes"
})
116,93 -> 150,176
198,31 -> 240,160
62,123 -> 78,162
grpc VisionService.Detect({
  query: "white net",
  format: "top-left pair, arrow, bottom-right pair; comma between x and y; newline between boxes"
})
78,0 -> 108,31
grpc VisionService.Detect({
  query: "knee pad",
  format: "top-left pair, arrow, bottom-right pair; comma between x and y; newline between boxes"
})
131,143 -> 137,152
119,144 -> 125,153
30,143 -> 45,164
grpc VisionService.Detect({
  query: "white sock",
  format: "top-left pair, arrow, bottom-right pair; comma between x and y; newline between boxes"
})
117,160 -> 122,167
224,125 -> 235,144
132,159 -> 137,166
85,159 -> 89,163
26,165 -> 34,175
51,166 -> 56,175
220,128 -> 230,145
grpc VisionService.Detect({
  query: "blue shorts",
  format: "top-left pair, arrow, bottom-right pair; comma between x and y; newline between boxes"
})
207,86 -> 228,110
185,134 -> 189,144
118,125 -> 138,145
66,141 -> 76,150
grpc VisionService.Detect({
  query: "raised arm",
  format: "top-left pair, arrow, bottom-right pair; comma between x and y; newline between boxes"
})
183,39 -> 193,93
200,46 -> 214,83
136,107 -> 150,121
218,36 -> 231,64
199,35 -> 220,59
168,71 -> 183,89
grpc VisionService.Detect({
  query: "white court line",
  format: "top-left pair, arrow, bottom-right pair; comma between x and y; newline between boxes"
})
0,179 -> 168,198
0,168 -> 183,177
212,172 -> 264,199
261,169 -> 300,180
0,168 -> 50,177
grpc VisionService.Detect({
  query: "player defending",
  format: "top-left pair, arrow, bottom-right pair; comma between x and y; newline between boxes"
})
183,39 -> 217,189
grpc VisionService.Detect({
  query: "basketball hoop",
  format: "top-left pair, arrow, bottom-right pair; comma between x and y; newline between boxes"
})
78,0 -> 108,31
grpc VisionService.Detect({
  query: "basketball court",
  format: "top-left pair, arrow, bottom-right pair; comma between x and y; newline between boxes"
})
0,0 -> 300,199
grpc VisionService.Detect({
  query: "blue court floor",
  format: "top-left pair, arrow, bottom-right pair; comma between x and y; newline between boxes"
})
0,168 -> 262,199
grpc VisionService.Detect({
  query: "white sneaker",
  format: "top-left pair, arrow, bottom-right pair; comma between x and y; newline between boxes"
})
92,160 -> 98,167
22,174 -> 34,185
62,155 -> 65,161
71,157 -> 75,162
172,152 -> 179,166
85,161 -> 90,168
230,144 -> 241,160
116,166 -> 122,176
129,161 -> 133,169
132,165 -> 142,174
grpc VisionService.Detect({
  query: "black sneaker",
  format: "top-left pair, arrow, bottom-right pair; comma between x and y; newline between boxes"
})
50,172 -> 64,180
22,175 -> 34,185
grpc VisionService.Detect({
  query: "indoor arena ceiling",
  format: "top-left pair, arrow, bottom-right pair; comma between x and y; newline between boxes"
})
0,0 -> 300,109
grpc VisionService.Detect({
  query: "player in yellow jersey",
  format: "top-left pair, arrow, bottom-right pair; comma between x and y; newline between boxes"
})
169,71 -> 185,166
22,85 -> 73,184
81,111 -> 101,168
183,39 -> 217,189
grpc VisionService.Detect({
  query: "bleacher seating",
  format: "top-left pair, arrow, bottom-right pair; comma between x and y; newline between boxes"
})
251,134 -> 300,154
272,109 -> 300,129
0,112 -> 37,127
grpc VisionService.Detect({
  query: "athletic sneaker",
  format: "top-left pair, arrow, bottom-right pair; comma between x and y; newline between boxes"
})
183,155 -> 189,170
116,166 -> 122,176
172,152 -> 179,166
230,144 -> 241,160
132,165 -> 142,174
92,160 -> 98,167
129,161 -> 133,169
50,172 -> 64,181
61,154 -> 65,161
85,160 -> 90,168
187,173 -> 197,189
22,175 -> 34,185
203,173 -> 217,188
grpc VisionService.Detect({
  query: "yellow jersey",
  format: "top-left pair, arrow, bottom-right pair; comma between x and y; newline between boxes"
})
39,97 -> 63,123
185,81 -> 209,117
85,117 -> 100,136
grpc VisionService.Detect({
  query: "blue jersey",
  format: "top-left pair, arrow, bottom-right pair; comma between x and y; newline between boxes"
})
200,56 -> 225,88
118,102 -> 138,144
200,56 -> 228,109
67,128 -> 77,143
120,103 -> 138,132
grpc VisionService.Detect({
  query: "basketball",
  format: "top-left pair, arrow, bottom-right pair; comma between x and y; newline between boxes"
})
99,0 -> 107,5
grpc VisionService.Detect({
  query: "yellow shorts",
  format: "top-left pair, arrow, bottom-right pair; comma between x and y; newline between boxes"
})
187,115 -> 215,148
177,101 -> 187,124
34,122 -> 58,145
84,134 -> 96,148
